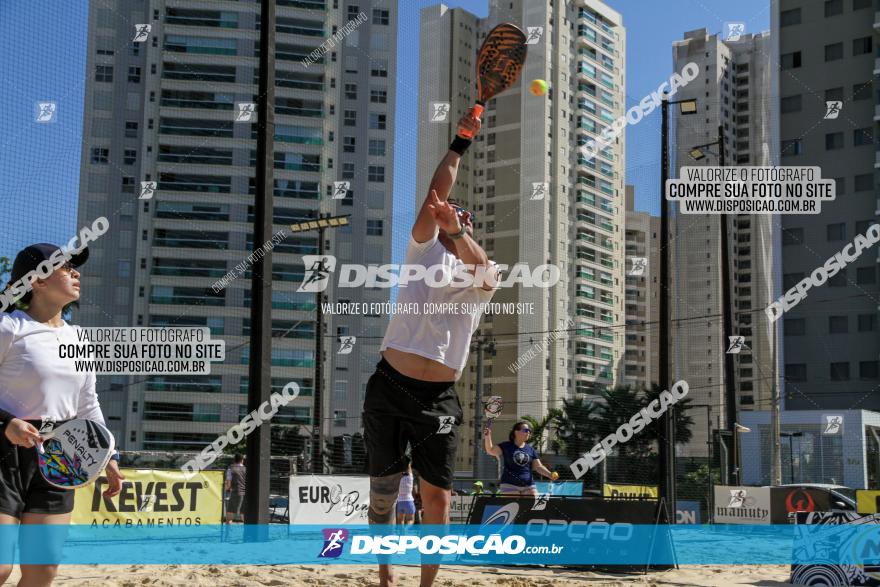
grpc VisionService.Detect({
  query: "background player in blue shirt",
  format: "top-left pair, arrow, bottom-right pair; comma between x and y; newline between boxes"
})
483,421 -> 558,496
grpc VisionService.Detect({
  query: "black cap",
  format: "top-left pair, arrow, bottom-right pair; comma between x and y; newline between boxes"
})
9,243 -> 89,285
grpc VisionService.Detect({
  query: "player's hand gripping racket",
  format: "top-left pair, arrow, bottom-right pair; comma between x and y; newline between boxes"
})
458,23 -> 528,139
482,396 -> 503,430
35,419 -> 116,489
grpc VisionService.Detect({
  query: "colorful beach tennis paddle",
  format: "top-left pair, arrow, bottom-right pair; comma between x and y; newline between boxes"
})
483,396 -> 503,429
458,23 -> 528,139
35,419 -> 115,489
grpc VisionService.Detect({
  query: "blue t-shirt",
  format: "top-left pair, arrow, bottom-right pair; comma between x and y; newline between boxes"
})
498,441 -> 537,487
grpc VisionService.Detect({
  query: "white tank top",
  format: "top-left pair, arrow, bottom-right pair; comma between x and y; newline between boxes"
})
398,473 -> 414,503
380,229 -> 496,379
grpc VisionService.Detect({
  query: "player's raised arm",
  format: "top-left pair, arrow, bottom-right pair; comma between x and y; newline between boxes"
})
412,109 -> 481,243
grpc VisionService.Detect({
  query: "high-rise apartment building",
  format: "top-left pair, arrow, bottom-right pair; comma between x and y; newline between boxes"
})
773,0 -> 879,410
623,186 -> 660,391
77,0 -> 396,458
669,28 -> 775,458
418,0 -> 626,476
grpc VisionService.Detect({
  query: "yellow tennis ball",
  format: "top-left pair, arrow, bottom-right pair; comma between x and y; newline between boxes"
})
550,471 -> 559,481
530,79 -> 548,96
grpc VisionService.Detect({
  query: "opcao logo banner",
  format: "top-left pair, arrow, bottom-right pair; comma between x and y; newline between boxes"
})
72,469 -> 223,530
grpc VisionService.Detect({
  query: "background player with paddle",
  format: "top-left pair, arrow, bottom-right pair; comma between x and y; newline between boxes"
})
0,243 -> 123,586
362,23 -> 527,587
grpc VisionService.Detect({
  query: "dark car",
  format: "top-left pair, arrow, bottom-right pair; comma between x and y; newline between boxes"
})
777,483 -> 857,511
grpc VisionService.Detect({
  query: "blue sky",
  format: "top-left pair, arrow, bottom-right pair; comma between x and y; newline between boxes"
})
0,0 -> 770,267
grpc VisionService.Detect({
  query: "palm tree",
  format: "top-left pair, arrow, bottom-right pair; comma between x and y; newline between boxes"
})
521,408 -> 562,454
595,385 -> 655,458
554,396 -> 600,464
643,383 -> 695,446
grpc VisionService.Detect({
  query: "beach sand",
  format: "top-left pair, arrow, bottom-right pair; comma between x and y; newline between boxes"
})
5,564 -> 792,586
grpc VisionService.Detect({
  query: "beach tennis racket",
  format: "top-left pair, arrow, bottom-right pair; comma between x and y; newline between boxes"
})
35,419 -> 115,489
483,396 -> 503,429
458,23 -> 528,139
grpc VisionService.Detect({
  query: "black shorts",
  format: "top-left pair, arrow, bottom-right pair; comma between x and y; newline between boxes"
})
363,358 -> 463,490
227,492 -> 244,516
0,420 -> 75,518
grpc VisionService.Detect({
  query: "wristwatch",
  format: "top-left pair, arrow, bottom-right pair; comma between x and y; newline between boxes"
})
448,224 -> 467,240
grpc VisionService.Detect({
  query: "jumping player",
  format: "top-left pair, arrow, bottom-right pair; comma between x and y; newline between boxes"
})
363,109 -> 496,587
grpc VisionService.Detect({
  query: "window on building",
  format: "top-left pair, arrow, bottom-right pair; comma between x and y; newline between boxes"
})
368,139 -> 385,156
369,112 -> 386,129
854,127 -> 873,146
786,364 -> 807,381
781,138 -> 802,156
368,165 -> 384,182
95,65 -> 113,82
90,147 -> 109,164
123,148 -> 137,165
782,227 -> 804,245
128,66 -> 141,83
366,219 -> 383,236
861,361 -> 880,380
343,136 -> 355,153
825,87 -> 844,102
826,132 -> 844,150
372,8 -> 389,25
853,36 -> 873,56
857,267 -> 876,284
124,121 -> 138,138
781,51 -> 801,69
854,174 -> 873,192
785,318 -> 806,335
781,94 -> 802,113
780,8 -> 801,26
829,316 -> 848,333
830,362 -> 850,381
826,222 -> 846,241
824,42 -> 843,61
343,110 -> 356,126
824,0 -> 843,16
859,314 -> 877,332
370,59 -> 388,77
828,268 -> 847,287
341,162 -> 355,179
344,83 -> 357,100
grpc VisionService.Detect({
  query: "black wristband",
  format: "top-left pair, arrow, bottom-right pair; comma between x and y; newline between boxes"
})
0,408 -> 13,436
449,135 -> 472,156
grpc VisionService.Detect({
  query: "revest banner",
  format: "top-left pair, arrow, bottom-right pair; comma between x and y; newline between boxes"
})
289,475 -> 369,524
713,485 -> 771,524
72,469 -> 223,528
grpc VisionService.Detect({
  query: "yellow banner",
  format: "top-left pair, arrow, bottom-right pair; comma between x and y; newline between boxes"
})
857,490 -> 880,514
603,483 -> 659,499
72,469 -> 223,528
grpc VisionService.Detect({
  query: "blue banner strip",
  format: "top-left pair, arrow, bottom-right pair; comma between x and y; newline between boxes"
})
2,524 -> 880,565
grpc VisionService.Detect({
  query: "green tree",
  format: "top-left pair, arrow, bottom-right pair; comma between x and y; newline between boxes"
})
554,396 -> 600,463
0,256 -> 10,283
643,383 -> 695,446
521,408 -> 562,454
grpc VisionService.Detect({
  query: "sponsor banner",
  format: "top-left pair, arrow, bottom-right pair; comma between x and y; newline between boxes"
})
8,523 -> 880,564
858,490 -> 880,514
289,475 -> 369,524
72,469 -> 222,530
603,483 -> 658,499
450,495 -> 476,523
535,481 -> 583,496
713,485 -> 771,524
676,500 -> 702,525
790,512 -> 880,586
466,495 -> 672,568
770,487 -> 831,524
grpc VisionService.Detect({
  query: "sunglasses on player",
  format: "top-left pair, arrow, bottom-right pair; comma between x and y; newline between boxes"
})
452,205 -> 476,223
516,427 -> 531,434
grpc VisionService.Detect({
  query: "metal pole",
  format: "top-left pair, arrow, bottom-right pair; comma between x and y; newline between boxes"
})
245,0 -> 275,529
718,125 -> 737,485
313,223 -> 325,473
659,97 -> 675,517
771,321 -> 781,485
473,339 -> 483,481
788,436 -> 794,483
